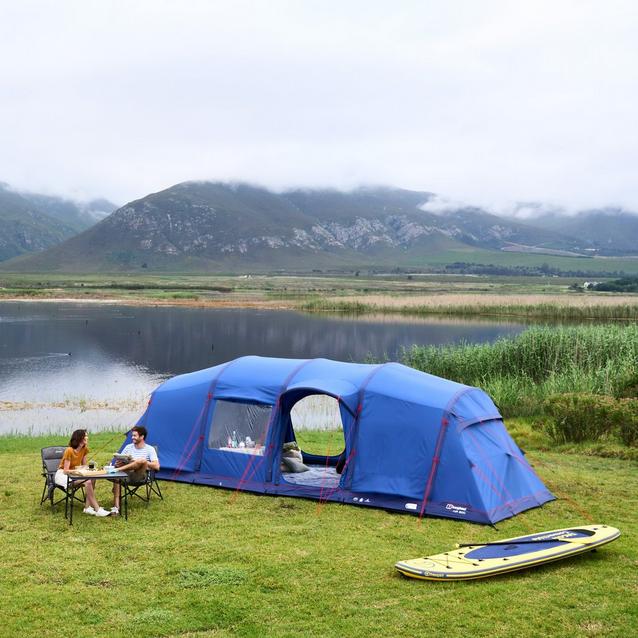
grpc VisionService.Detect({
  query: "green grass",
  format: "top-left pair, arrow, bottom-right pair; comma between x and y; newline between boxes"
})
402,324 -> 638,417
1,431 -> 636,637
296,429 -> 345,455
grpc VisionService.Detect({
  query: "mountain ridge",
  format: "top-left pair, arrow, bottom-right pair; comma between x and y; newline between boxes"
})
2,181 -> 637,272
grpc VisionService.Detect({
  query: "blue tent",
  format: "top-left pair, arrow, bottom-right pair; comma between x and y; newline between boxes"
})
132,356 -> 554,524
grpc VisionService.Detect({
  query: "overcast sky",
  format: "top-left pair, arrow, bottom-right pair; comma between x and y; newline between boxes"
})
1,1 -> 637,212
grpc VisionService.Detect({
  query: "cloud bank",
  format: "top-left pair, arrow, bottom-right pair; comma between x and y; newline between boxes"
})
0,1 -> 637,210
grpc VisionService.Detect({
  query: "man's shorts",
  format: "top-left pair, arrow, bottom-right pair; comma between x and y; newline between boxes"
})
125,468 -> 148,484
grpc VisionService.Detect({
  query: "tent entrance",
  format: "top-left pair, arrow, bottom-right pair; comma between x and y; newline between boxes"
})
280,393 -> 346,489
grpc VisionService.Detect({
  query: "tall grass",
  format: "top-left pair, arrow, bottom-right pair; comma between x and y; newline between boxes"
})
301,297 -> 638,321
402,324 -> 638,416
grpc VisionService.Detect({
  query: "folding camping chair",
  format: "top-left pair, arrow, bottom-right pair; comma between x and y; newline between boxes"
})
121,446 -> 163,506
122,467 -> 163,505
40,446 -> 85,509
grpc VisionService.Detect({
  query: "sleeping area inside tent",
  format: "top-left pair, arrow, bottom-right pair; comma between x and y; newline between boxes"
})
279,394 -> 345,490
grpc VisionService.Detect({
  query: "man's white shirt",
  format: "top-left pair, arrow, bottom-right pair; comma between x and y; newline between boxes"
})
121,443 -> 158,463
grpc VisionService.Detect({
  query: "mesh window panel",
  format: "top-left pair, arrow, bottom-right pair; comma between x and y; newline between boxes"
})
208,400 -> 273,452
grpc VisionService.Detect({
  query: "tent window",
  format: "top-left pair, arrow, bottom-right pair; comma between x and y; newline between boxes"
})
208,400 -> 272,454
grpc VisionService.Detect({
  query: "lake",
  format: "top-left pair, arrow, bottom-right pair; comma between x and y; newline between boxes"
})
0,301 -> 526,435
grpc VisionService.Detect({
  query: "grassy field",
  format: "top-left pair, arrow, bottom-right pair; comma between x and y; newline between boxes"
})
1,431 -> 636,638
0,271 -> 622,302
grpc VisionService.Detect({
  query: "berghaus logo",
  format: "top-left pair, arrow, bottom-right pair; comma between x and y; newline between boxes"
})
445,503 -> 468,515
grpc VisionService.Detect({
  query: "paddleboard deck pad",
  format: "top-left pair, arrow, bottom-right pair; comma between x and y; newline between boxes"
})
395,525 -> 620,581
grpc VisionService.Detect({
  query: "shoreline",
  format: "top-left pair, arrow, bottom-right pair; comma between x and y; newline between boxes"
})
0,295 -> 294,310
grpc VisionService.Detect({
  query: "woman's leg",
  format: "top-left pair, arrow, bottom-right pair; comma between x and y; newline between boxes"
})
84,479 -> 100,510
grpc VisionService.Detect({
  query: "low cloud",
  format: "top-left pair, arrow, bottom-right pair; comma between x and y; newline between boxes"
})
419,195 -> 473,215
420,195 -> 588,219
493,201 -> 569,219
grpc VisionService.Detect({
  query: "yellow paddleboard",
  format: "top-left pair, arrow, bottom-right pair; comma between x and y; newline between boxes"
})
395,524 -> 620,581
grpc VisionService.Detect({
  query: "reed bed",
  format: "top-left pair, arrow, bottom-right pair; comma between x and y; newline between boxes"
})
402,324 -> 638,416
301,294 -> 638,321
291,394 -> 342,431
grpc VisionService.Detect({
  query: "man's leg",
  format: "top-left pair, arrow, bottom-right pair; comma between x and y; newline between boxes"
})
112,480 -> 121,510
113,459 -> 146,492
112,459 -> 146,513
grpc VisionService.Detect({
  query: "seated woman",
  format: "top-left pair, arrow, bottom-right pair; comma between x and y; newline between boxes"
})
54,429 -> 110,517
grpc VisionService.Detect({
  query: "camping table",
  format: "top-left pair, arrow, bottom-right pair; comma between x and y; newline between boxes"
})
65,470 -> 130,525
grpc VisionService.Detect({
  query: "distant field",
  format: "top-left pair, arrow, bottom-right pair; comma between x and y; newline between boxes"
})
2,243 -> 638,289
416,248 -> 638,274
0,270 -> 622,299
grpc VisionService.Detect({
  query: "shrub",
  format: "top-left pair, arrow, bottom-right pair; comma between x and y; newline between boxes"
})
618,398 -> 638,446
543,393 -> 631,443
615,374 -> 638,398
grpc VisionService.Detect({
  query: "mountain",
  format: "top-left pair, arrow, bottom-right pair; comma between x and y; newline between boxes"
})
1,181 -> 592,273
0,183 -> 118,261
0,184 -> 77,261
528,208 -> 638,256
16,192 -> 117,233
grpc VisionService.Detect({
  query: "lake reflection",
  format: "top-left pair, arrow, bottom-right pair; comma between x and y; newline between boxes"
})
0,302 -> 526,434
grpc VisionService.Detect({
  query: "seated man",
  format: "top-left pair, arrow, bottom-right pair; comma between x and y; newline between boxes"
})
111,425 -> 160,515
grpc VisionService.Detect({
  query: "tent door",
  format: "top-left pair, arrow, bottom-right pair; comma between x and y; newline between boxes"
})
273,391 -> 354,488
